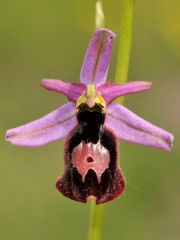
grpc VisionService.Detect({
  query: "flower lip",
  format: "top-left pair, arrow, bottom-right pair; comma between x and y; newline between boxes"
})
56,127 -> 125,204
56,98 -> 125,204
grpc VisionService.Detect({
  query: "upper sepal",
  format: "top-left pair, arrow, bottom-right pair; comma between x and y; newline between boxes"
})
80,28 -> 115,86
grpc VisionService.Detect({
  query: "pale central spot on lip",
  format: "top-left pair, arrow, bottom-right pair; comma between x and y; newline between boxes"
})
72,141 -> 110,183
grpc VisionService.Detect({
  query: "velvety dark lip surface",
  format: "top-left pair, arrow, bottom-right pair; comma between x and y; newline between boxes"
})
56,127 -> 125,204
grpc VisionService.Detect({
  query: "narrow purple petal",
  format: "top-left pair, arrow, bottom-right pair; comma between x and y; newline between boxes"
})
80,28 -> 115,85
97,81 -> 152,104
41,79 -> 86,102
6,102 -> 77,147
105,103 -> 174,151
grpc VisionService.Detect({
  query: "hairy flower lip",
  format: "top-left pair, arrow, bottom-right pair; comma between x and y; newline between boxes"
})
56,126 -> 125,204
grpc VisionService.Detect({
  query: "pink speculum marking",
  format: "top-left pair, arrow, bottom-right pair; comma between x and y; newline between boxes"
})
72,141 -> 110,183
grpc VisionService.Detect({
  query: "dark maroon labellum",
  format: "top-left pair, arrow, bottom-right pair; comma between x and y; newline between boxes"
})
56,104 -> 125,204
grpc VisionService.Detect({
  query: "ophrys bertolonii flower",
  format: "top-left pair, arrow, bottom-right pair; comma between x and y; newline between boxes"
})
6,28 -> 174,204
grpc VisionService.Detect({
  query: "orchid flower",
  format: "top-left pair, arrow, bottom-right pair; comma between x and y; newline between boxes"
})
6,28 -> 174,204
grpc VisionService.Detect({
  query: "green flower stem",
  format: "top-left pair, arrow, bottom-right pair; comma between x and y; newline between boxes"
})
88,200 -> 104,240
95,0 -> 105,28
87,1 -> 134,240
115,0 -> 134,104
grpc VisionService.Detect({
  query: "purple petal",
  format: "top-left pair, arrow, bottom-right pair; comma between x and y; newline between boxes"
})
41,79 -> 86,102
97,81 -> 152,104
105,103 -> 174,151
80,28 -> 115,85
6,102 -> 77,147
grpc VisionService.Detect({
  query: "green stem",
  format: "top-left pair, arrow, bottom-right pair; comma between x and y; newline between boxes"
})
95,0 -> 105,28
87,1 -> 134,240
87,3 -> 106,240
115,0 -> 134,84
88,201 -> 104,240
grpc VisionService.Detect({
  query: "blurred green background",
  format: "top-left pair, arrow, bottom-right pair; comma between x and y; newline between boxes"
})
0,0 -> 179,239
